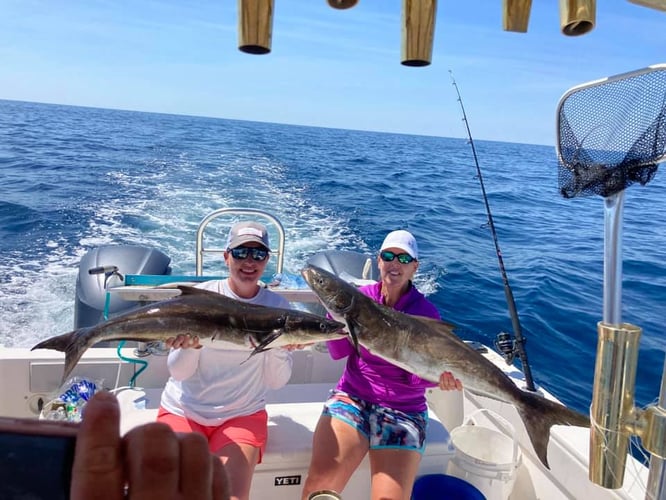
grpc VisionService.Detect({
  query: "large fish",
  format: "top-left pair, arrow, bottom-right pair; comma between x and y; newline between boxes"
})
32,285 -> 348,384
301,264 -> 589,469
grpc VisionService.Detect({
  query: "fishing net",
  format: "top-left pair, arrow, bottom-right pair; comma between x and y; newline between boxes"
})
556,66 -> 666,198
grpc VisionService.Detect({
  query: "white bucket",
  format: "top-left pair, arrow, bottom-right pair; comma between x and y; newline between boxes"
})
446,410 -> 521,500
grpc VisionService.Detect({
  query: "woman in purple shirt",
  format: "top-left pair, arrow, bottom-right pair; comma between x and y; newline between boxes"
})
302,230 -> 462,500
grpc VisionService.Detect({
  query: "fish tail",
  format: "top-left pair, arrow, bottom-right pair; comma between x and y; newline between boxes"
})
517,390 -> 590,469
31,328 -> 94,384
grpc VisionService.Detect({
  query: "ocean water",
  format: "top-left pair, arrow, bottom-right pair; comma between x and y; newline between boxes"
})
1,99 -> 665,416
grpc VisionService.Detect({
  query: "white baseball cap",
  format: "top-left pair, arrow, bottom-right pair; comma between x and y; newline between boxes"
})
380,230 -> 419,260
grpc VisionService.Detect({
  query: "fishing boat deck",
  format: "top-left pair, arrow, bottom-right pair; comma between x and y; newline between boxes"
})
0,337 -> 650,499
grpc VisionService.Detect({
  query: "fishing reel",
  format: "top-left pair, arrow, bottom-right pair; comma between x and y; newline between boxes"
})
494,332 -> 516,365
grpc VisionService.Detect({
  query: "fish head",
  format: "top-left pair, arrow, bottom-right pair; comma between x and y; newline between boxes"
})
280,313 -> 347,344
301,265 -> 360,351
246,309 -> 347,352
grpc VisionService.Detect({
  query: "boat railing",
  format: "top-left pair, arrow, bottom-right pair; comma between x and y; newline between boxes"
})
195,207 -> 286,276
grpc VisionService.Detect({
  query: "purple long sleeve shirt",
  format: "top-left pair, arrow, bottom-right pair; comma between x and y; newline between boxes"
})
327,281 -> 441,412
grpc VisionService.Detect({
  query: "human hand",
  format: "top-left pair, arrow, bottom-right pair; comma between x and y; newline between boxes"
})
438,371 -> 463,391
166,334 -> 202,350
71,391 -> 230,500
282,343 -> 310,351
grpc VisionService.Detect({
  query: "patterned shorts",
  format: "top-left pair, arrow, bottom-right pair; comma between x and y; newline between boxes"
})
322,390 -> 428,453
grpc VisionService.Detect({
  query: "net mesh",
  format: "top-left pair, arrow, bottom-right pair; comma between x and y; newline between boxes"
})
557,67 -> 666,199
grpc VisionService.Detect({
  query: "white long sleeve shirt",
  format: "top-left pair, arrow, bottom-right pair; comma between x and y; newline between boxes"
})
159,279 -> 293,426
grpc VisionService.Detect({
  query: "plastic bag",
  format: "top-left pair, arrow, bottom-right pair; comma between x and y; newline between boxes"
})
39,376 -> 103,422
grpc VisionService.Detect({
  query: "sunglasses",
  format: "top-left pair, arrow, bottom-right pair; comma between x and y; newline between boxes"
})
379,250 -> 416,264
229,246 -> 269,262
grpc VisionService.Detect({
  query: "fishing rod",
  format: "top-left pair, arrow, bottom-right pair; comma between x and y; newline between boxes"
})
449,70 -> 536,392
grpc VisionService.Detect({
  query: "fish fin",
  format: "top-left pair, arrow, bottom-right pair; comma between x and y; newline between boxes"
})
31,328 -> 94,385
251,330 -> 283,354
241,332 -> 279,365
344,297 -> 360,354
517,390 -> 590,469
346,322 -> 361,355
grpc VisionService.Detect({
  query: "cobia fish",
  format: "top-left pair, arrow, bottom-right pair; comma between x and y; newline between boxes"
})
301,264 -> 589,469
32,285 -> 347,384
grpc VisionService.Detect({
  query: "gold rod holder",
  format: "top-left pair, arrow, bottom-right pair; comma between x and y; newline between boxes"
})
327,0 -> 359,9
589,322 -> 641,489
560,0 -> 596,36
645,357 -> 666,498
238,0 -> 274,55
503,0 -> 532,33
401,0 -> 437,67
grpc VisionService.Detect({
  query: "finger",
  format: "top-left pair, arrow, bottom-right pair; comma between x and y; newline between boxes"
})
124,423 -> 179,499
283,344 -> 306,351
211,455 -> 231,500
70,392 -> 124,500
170,334 -> 191,349
178,432 -> 213,499
165,337 -> 176,348
178,334 -> 199,349
439,371 -> 454,390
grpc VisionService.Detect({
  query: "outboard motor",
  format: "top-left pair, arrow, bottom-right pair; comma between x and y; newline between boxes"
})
305,250 -> 379,316
306,250 -> 379,282
74,245 -> 171,328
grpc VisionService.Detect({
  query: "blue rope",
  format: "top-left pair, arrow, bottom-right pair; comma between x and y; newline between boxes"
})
106,293 -> 148,387
103,291 -> 111,320
116,340 -> 148,388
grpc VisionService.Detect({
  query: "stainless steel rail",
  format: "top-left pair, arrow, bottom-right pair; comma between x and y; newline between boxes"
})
195,208 -> 285,276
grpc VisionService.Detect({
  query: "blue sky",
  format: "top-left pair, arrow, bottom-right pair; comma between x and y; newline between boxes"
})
1,1 -> 664,145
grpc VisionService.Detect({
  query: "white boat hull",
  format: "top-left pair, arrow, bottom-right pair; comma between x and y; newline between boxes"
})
0,342 -> 649,499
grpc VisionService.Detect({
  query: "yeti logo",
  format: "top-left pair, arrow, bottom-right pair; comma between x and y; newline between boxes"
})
274,475 -> 302,486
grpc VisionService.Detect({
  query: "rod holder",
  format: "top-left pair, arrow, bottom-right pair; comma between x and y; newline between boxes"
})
645,357 -> 666,498
635,405 -> 666,459
238,0 -> 274,54
589,322 -> 641,489
327,0 -> 359,9
503,0 -> 532,33
401,0 -> 437,67
560,0 -> 595,36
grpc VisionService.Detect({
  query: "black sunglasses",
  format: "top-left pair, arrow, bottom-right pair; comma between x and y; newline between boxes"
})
379,250 -> 415,264
229,246 -> 269,262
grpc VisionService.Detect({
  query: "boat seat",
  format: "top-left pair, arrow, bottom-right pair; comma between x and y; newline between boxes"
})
115,383 -> 456,499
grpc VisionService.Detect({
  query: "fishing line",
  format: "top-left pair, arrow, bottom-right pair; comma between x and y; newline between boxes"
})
590,416 -> 650,495
449,70 -> 536,392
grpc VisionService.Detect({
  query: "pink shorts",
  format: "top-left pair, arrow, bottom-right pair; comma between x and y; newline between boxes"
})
157,407 -> 268,462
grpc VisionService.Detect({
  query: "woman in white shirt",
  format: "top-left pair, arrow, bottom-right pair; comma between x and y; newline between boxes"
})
158,221 -> 294,500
